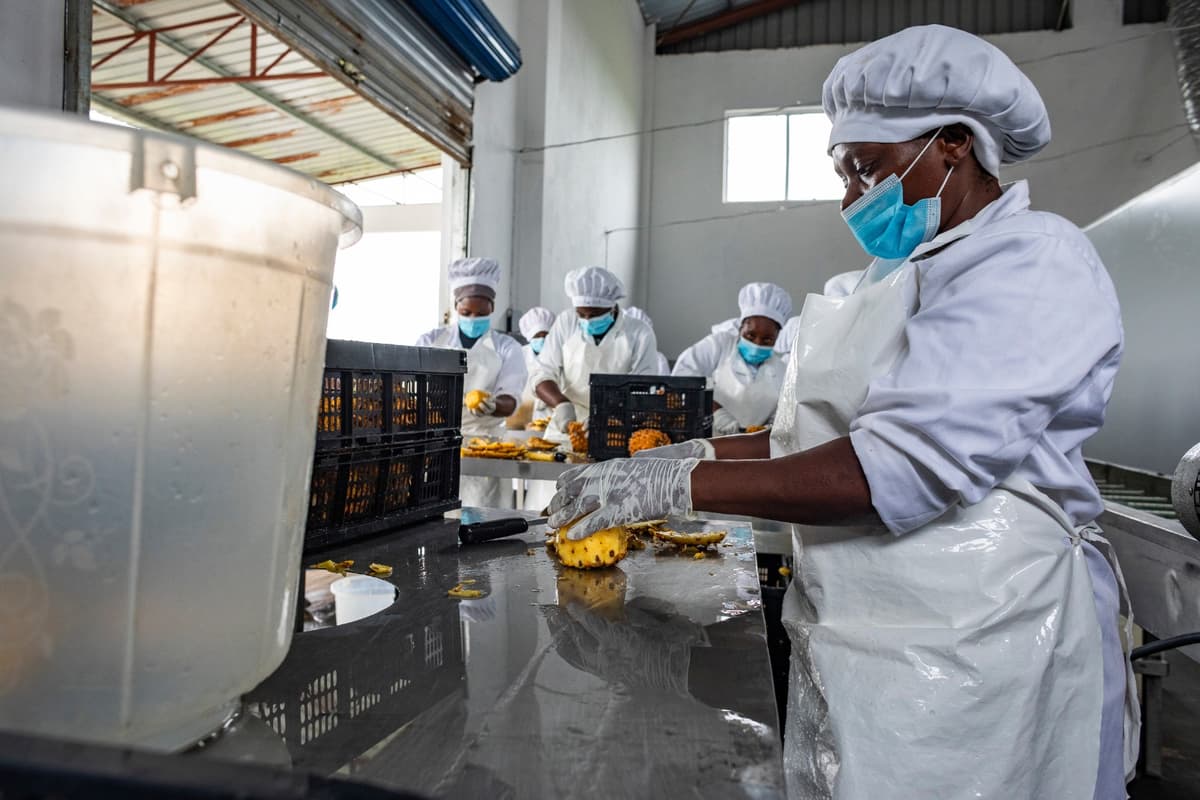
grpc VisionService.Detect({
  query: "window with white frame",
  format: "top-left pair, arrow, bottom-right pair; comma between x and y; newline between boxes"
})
724,109 -> 844,203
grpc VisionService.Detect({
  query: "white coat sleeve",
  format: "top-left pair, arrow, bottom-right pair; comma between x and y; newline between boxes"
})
848,230 -> 1123,535
530,313 -> 570,389
490,333 -> 528,402
628,324 -> 659,375
655,352 -> 670,375
672,333 -> 724,378
415,327 -> 443,348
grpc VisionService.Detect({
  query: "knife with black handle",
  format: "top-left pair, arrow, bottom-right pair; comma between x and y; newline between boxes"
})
458,517 -> 550,545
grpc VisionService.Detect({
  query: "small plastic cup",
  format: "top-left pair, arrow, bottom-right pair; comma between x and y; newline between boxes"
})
331,575 -> 397,625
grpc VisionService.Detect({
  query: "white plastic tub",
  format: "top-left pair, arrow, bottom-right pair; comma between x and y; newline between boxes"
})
0,107 -> 361,749
331,575 -> 397,625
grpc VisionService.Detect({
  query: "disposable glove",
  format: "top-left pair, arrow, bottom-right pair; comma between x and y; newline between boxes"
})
549,402 -> 577,433
712,407 -> 740,436
631,439 -> 715,460
548,457 -> 698,540
468,395 -> 498,416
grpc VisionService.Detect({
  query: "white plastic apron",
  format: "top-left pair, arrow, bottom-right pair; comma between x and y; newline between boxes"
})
441,328 -> 510,508
561,313 -> 633,418
712,341 -> 785,428
772,264 -> 1136,800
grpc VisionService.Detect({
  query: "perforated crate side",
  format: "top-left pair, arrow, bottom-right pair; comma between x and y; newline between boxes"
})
586,374 -> 712,460
303,438 -> 462,553
245,609 -> 464,772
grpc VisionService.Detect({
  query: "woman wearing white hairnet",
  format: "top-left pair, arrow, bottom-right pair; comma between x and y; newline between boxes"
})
531,267 -> 658,436
417,257 -> 526,508
517,306 -> 557,422
673,283 -> 792,435
547,25 -> 1135,800
623,307 -> 671,374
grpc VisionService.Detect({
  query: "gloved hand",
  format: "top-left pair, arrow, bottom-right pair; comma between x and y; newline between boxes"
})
712,408 -> 740,436
550,402 -> 577,432
468,395 -> 498,417
631,439 -> 715,460
548,458 -> 698,540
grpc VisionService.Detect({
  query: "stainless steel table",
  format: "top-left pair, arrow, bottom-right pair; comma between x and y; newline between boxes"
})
459,455 -> 577,481
238,510 -> 785,798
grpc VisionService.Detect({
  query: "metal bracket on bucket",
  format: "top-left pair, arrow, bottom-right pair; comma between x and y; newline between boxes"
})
130,137 -> 197,202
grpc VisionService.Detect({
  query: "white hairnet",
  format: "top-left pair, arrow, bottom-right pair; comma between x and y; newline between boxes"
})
623,306 -> 654,329
822,25 -> 1051,176
519,306 -> 556,340
448,257 -> 501,298
738,282 -> 792,328
564,266 -> 625,307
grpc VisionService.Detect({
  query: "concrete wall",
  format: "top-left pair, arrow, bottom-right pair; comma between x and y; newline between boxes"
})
468,0 -> 649,329
646,0 -> 1200,356
0,0 -> 65,109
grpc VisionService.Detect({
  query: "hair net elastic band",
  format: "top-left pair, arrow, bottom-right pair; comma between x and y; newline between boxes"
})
828,108 -> 1004,177
453,283 -> 496,302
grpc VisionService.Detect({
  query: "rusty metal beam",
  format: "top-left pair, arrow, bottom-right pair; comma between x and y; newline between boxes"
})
91,0 -> 401,171
657,0 -> 804,47
93,73 -> 326,90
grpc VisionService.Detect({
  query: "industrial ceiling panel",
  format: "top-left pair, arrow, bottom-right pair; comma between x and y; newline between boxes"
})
91,0 -> 459,184
653,0 -> 1071,54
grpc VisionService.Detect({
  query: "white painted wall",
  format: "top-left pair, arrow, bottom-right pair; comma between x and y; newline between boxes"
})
468,0 -> 649,329
0,0 -> 65,110
646,0 -> 1200,356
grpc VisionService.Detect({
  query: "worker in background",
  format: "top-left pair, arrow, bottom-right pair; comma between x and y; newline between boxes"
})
532,266 -> 658,436
623,306 -> 671,373
547,25 -> 1134,800
417,257 -> 526,508
513,306 -> 557,428
672,282 -> 792,435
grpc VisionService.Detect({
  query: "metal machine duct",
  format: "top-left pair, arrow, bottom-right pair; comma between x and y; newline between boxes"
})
409,0 -> 522,82
1170,0 -> 1200,134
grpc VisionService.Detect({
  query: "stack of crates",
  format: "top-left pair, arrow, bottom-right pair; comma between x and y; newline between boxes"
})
586,373 -> 713,460
305,340 -> 466,552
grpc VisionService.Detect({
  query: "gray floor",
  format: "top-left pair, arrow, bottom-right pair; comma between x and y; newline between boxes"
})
1128,650 -> 1200,800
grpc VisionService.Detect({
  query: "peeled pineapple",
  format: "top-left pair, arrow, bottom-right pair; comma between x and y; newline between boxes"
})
554,526 -> 628,569
628,428 -> 671,456
465,389 -> 490,410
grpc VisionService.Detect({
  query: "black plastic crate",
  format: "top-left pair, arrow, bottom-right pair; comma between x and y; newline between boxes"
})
246,605 -> 464,774
317,340 -> 466,450
305,437 -> 462,552
586,373 -> 713,460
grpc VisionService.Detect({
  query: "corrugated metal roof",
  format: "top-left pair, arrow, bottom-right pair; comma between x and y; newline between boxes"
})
640,0 -> 760,30
651,0 -> 1071,54
91,0 -> 443,184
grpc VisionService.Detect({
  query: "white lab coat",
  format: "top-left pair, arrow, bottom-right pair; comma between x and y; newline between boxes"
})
520,344 -> 550,419
774,180 -> 1135,799
529,309 -> 658,417
672,329 -> 785,429
416,325 -> 527,508
653,351 -> 670,375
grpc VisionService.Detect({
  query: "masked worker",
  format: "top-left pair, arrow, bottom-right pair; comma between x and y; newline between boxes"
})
532,266 -> 658,435
547,25 -> 1135,800
517,306 -> 557,423
417,257 -> 526,508
672,282 -> 792,435
623,306 -> 671,374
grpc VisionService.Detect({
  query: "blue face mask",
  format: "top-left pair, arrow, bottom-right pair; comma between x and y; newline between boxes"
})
840,129 -> 953,261
579,311 -> 615,337
530,337 -> 545,355
458,315 -> 490,339
737,337 -> 773,366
